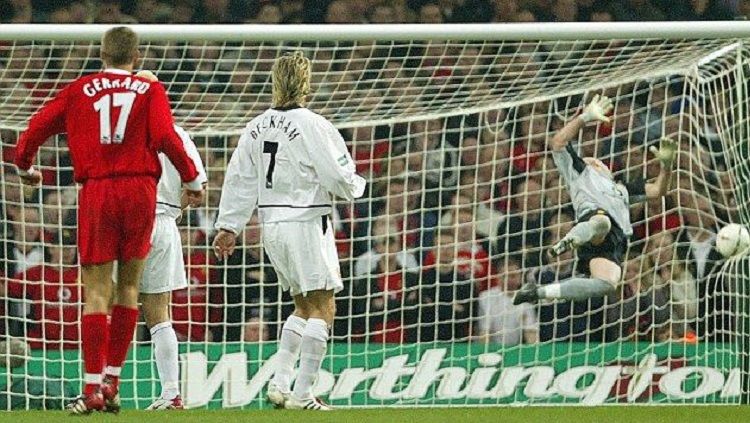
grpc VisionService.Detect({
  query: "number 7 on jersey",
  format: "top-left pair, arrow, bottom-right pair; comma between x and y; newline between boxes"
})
263,141 -> 278,189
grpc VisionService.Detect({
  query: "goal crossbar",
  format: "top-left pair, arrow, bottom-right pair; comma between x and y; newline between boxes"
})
2,22 -> 750,42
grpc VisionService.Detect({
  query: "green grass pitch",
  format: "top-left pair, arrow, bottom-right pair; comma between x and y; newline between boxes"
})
1,407 -> 749,423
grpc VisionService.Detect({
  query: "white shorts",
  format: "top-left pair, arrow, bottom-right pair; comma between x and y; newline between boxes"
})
139,214 -> 188,294
263,216 -> 343,297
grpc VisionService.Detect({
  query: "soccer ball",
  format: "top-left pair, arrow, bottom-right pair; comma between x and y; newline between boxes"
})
716,223 -> 750,258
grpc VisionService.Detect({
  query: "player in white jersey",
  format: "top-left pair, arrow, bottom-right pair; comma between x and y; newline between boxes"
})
134,71 -> 208,410
213,52 -> 365,411
514,95 -> 676,305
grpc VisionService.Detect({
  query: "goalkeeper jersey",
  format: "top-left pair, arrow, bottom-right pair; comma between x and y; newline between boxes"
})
215,106 -> 366,234
552,144 -> 646,237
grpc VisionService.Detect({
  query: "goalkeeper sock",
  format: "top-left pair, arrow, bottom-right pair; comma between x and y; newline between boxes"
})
81,313 -> 108,395
272,315 -> 307,393
104,305 -> 139,387
538,277 -> 615,301
292,318 -> 328,401
151,321 -> 180,400
564,218 -> 608,246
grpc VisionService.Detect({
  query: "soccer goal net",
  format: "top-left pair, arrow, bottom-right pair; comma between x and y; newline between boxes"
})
0,23 -> 748,409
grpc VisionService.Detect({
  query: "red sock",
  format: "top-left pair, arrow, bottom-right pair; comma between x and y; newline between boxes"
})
105,305 -> 139,385
82,313 -> 108,395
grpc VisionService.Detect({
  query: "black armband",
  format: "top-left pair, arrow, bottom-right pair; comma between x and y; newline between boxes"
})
565,144 -> 586,174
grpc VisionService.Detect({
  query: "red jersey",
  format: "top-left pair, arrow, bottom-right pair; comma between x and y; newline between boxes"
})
14,68 -> 199,187
7,266 -> 82,349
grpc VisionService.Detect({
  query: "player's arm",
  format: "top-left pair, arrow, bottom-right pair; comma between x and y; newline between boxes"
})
304,119 -> 366,200
549,94 -> 613,151
645,137 -> 677,199
14,86 -> 70,184
175,126 -> 208,208
550,95 -> 614,185
147,83 -> 202,197
213,132 -> 259,259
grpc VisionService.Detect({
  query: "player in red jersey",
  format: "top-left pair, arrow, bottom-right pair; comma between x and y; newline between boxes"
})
14,27 -> 204,414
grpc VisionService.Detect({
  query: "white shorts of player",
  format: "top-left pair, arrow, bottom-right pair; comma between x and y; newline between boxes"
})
139,214 -> 188,294
263,217 -> 344,297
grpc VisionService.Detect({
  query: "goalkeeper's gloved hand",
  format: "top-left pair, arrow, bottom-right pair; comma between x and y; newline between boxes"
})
649,137 -> 677,168
580,94 -> 613,123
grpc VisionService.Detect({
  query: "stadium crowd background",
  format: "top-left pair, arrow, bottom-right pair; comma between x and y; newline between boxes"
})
0,0 -> 745,350
1,0 -> 749,24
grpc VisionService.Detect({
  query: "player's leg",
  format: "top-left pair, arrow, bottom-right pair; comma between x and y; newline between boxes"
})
142,292 -> 183,410
139,214 -> 186,410
262,220 -> 310,408
270,217 -> 339,410
514,257 -> 620,304
535,257 -> 620,301
100,258 -> 146,412
102,176 -> 157,407
69,180 -> 116,414
515,212 -> 624,305
68,262 -> 114,414
267,296 -> 309,407
550,212 -> 611,257
287,289 -> 335,410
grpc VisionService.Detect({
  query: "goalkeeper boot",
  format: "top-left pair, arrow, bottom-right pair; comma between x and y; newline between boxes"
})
266,382 -> 290,409
285,396 -> 333,411
513,282 -> 539,305
146,395 -> 184,410
100,376 -> 121,414
67,391 -> 105,415
549,237 -> 577,259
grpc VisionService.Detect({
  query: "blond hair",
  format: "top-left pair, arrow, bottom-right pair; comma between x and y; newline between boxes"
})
101,26 -> 139,67
272,51 -> 311,108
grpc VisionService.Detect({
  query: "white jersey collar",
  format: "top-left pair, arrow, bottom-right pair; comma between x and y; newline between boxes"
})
103,68 -> 132,75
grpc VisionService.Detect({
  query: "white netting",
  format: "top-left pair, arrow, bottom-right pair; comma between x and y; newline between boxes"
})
0,37 -> 742,133
0,25 -> 748,409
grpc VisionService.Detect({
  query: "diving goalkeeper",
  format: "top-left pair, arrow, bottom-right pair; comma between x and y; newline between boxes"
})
513,95 -> 676,305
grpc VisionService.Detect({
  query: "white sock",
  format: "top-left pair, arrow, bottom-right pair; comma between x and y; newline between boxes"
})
151,321 -> 180,400
539,283 -> 562,299
271,315 -> 307,393
291,318 -> 328,401
104,366 -> 121,377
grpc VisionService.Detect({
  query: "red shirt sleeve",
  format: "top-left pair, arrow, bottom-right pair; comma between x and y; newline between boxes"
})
14,85 -> 69,171
148,84 -> 199,186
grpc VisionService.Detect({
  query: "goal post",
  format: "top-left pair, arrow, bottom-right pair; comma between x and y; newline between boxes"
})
0,22 -> 749,409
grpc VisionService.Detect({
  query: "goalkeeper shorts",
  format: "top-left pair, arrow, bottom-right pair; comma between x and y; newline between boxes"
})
575,209 -> 627,275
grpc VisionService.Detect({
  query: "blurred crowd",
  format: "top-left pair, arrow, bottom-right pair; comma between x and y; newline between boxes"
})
1,0 -> 749,25
0,0 -> 744,352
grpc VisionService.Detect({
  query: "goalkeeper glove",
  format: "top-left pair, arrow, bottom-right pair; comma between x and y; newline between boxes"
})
580,94 -> 613,123
649,137 -> 677,168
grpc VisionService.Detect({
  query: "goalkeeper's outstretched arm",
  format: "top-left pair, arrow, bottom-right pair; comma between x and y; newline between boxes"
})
645,137 -> 677,199
550,95 -> 613,151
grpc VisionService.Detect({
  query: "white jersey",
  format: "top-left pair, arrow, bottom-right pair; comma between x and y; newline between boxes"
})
156,125 -> 207,219
215,107 -> 366,233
